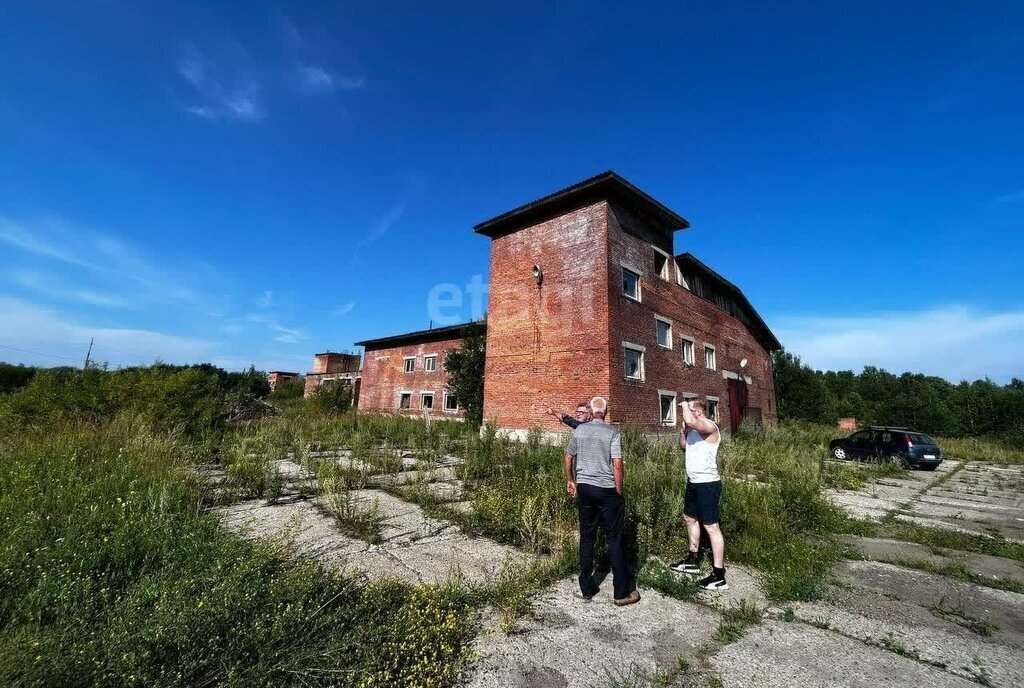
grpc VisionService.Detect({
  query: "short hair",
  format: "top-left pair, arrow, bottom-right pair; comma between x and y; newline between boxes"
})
576,401 -> 591,410
690,399 -> 706,411
590,396 -> 608,414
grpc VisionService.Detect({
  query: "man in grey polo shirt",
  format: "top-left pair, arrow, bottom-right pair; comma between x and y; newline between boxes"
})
564,396 -> 640,606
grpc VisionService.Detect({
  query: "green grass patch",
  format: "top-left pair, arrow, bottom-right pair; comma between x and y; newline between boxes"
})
0,417 -> 475,687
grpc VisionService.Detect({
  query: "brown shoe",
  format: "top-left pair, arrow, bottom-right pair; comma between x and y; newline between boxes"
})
613,590 -> 641,607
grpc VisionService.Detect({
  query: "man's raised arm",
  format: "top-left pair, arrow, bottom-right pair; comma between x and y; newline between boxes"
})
680,399 -> 717,435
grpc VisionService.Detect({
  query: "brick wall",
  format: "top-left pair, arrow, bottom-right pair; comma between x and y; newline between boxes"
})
267,372 -> 298,392
312,352 -> 361,374
482,202 -> 612,432
606,204 -> 777,432
358,337 -> 465,416
479,199 -> 776,434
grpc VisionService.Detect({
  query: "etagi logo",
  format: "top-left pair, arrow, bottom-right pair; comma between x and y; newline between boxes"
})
427,275 -> 488,327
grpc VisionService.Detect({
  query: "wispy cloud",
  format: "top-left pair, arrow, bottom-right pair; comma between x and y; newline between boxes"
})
242,314 -> 306,344
332,302 -> 355,316
0,296 -> 214,367
255,290 -> 274,307
993,190 -> 1024,203
10,270 -> 133,309
0,216 -> 205,306
0,217 -> 97,269
296,64 -> 365,94
775,305 -> 1024,383
176,45 -> 264,122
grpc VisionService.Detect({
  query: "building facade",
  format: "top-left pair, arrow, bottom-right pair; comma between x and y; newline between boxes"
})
303,352 -> 362,402
355,324 -> 471,417
267,371 -> 300,392
354,172 -> 781,434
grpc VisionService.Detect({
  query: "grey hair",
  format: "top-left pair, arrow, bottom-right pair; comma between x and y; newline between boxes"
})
590,396 -> 608,414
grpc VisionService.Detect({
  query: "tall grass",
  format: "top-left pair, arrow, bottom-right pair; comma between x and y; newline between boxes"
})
0,416 -> 475,687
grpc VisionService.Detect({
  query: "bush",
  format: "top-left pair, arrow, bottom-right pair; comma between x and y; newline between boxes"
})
267,376 -> 306,401
309,381 -> 354,413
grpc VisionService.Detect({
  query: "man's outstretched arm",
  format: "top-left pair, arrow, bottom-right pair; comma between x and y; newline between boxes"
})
546,405 -> 580,429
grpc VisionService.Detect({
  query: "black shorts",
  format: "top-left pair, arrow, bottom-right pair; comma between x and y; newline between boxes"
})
683,480 -> 722,524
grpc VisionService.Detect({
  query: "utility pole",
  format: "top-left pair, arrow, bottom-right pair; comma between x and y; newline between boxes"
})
84,337 -> 94,369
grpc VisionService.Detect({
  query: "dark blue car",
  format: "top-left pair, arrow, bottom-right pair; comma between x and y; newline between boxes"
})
829,426 -> 944,470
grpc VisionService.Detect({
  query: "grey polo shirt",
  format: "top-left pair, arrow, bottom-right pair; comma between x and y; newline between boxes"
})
566,419 -> 622,489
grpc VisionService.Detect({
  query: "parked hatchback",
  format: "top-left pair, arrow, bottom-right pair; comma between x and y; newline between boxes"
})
829,426 -> 944,470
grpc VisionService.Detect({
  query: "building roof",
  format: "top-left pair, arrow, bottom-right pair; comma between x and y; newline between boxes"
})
675,253 -> 783,352
314,351 -> 359,358
473,171 -> 690,238
354,321 -> 485,350
267,371 -> 299,376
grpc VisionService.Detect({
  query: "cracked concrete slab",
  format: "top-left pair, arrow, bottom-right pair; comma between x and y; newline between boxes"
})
369,466 -> 458,487
468,577 -> 719,688
839,534 -> 1024,584
217,488 -> 530,585
713,620 -> 978,688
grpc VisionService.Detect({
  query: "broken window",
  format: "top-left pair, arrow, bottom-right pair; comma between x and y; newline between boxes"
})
654,251 -> 671,281
424,355 -> 437,372
681,337 -> 695,366
660,392 -> 677,426
707,398 -> 719,422
443,393 -> 458,411
403,357 -> 415,373
421,393 -> 434,410
399,393 -> 411,409
622,267 -> 640,301
623,344 -> 644,380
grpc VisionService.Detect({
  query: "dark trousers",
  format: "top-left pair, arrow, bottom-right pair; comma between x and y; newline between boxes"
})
577,482 -> 630,600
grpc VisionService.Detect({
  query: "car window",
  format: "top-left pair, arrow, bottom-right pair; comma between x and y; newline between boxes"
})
908,433 -> 936,445
849,431 -> 870,443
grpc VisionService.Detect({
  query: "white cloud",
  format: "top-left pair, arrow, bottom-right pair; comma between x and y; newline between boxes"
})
775,305 -> 1024,383
242,314 -> 306,344
10,270 -> 133,309
0,297 -> 214,367
332,302 -> 355,316
297,64 -> 365,94
177,45 -> 264,122
255,290 -> 274,307
0,216 -> 205,306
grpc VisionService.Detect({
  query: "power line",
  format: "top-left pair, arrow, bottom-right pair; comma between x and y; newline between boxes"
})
0,343 -> 84,362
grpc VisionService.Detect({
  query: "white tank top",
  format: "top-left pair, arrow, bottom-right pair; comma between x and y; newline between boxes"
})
684,423 -> 721,483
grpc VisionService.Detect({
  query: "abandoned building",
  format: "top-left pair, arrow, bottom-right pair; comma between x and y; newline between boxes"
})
351,171 -> 781,435
267,371 -> 301,393
302,352 -> 362,402
354,323 -> 473,417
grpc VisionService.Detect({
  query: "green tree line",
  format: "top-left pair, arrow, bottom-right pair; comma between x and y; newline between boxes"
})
772,350 -> 1024,446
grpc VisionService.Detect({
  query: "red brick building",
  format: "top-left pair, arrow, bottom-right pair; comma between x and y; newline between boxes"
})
355,171 -> 781,434
303,352 -> 362,402
355,324 -> 471,416
267,371 -> 300,393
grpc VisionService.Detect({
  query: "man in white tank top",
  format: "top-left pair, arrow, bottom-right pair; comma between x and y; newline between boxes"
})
668,399 -> 728,590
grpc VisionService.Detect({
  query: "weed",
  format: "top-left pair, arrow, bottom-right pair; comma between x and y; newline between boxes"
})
639,561 -> 700,601
783,607 -> 795,622
929,596 -> 998,637
714,599 -> 762,644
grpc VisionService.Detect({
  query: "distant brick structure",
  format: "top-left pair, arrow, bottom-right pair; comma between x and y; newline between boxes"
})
303,352 -> 361,402
355,324 -> 471,417
838,417 -> 858,431
353,171 -> 781,435
267,371 -> 300,392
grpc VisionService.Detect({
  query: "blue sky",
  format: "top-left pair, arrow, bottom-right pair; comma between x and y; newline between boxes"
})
1,1 -> 1022,382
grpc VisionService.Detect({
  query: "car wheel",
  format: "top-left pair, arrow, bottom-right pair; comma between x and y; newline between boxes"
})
832,446 -> 847,460
891,454 -> 911,469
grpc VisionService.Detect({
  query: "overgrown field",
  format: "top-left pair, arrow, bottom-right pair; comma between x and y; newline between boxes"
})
0,371 -> 475,688
2,364 -> 1020,686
